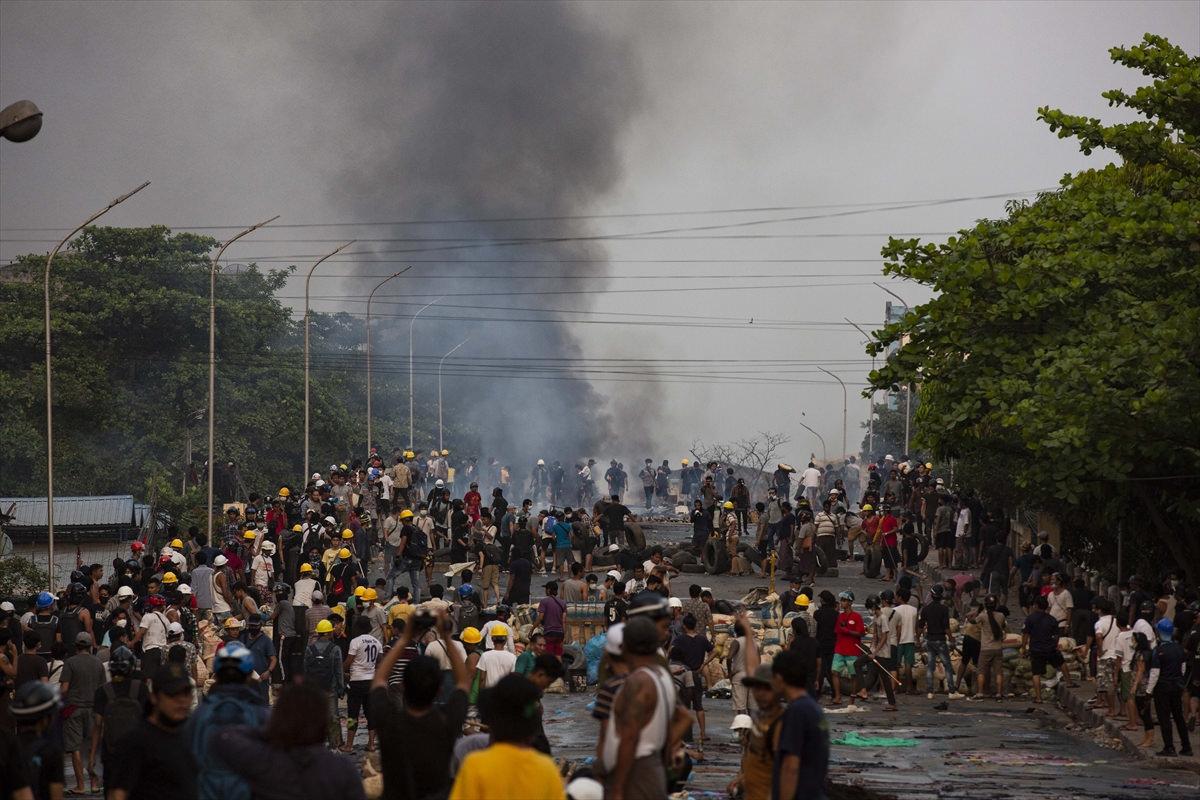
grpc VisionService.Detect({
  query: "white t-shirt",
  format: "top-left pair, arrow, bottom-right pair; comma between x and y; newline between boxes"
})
955,508 -> 971,538
347,634 -> 382,682
476,649 -> 518,687
425,638 -> 467,670
1115,630 -> 1136,673
139,611 -> 170,651
891,603 -> 918,645
292,577 -> 319,608
801,468 -> 821,488
479,620 -> 517,653
1094,614 -> 1120,659
251,554 -> 274,588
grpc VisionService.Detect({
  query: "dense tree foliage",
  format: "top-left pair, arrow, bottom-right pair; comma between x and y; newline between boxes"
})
866,35 -> 1200,581
0,226 -> 454,499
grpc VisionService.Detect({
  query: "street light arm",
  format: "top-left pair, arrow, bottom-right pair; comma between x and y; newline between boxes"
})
843,317 -> 874,343
438,337 -> 470,451
873,281 -> 912,310
305,241 -> 356,485
367,267 -> 413,455
43,181 -> 150,590
796,420 -> 828,465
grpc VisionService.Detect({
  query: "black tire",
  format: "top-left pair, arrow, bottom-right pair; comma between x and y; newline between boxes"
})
714,599 -> 735,615
863,549 -> 881,579
672,552 -> 699,567
561,644 -> 584,670
741,546 -> 763,568
680,563 -> 706,574
814,546 -> 829,575
825,567 -> 840,578
913,536 -> 930,564
433,546 -> 451,559
702,539 -> 730,575
592,554 -> 616,567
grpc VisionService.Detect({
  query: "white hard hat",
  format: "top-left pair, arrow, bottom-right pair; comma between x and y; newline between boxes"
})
730,713 -> 753,731
0,601 -> 15,612
607,543 -> 619,553
213,554 -> 228,567
324,516 -> 337,525
884,454 -> 895,460
604,622 -> 625,656
260,541 -> 276,553
167,622 -> 184,636
177,584 -> 192,594
668,597 -> 683,609
566,777 -> 604,800
311,472 -> 321,481
315,479 -> 326,488
606,569 -> 622,581
116,585 -> 136,598
537,459 -> 545,466
435,479 -> 445,487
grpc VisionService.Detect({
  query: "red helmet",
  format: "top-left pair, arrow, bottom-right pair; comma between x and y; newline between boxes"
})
130,541 -> 145,552
145,594 -> 166,607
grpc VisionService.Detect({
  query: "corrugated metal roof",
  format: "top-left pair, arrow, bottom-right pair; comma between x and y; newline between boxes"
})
0,496 -> 138,529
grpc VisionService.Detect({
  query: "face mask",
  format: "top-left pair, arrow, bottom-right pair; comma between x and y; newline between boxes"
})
419,510 -> 428,517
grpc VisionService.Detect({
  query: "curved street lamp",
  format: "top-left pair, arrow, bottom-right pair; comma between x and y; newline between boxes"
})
438,337 -> 470,452
304,241 -> 356,484
408,296 -> 444,450
366,267 -> 412,456
0,100 -> 42,142
208,216 -> 279,538
43,181 -> 150,588
797,419 -> 827,465
817,366 -> 847,460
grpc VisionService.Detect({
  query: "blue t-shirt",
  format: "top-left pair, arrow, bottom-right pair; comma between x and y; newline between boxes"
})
553,522 -> 573,549
772,694 -> 829,800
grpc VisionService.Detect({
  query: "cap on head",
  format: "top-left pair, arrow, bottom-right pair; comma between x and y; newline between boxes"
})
604,622 -> 625,656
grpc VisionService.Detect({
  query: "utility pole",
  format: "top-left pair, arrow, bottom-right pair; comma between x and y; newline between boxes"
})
845,317 -> 876,457
304,241 -> 356,486
366,268 -> 412,458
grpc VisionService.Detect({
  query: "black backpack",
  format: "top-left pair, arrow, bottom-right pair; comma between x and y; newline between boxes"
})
404,527 -> 428,559
304,640 -> 337,689
101,681 -> 143,750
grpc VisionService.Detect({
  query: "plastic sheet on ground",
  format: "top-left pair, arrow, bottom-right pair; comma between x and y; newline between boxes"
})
584,631 -> 607,684
832,731 -> 919,747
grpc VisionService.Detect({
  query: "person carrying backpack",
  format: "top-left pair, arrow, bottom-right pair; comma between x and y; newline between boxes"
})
188,642 -> 270,800
305,619 -> 346,749
92,646 -> 148,796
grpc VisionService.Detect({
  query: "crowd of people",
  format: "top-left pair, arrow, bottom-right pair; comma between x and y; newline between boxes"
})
1,448 -> 1198,800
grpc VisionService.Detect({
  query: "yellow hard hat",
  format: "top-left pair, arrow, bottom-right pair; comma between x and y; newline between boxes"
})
342,529 -> 355,539
292,524 -> 303,532
315,620 -> 334,634
169,538 -> 183,548
461,627 -> 482,644
925,462 -> 933,469
681,458 -> 690,466
278,487 -> 290,497
162,572 -> 178,584
861,504 -> 874,512
363,588 -> 378,601
430,450 -> 438,457
224,617 -> 243,629
338,547 -> 352,559
404,450 -> 414,460
723,501 -> 734,510
441,449 -> 450,456
339,464 -> 348,471
243,530 -> 257,540
795,594 -> 811,607
399,509 -> 414,520
490,624 -> 510,638
354,586 -> 367,597
299,563 -> 313,574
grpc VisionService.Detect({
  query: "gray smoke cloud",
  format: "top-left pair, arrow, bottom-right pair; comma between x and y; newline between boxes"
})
263,2 -> 650,472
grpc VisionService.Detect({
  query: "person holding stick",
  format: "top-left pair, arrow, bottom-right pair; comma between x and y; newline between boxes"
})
855,594 -> 899,711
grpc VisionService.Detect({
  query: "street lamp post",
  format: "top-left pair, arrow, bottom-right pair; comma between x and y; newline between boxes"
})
208,216 -> 278,539
845,317 -> 876,457
304,241 -> 355,486
797,420 -> 827,464
903,384 -> 912,456
366,268 -> 412,457
817,367 -> 847,460
408,296 -> 445,450
43,182 -> 150,588
438,338 -> 469,451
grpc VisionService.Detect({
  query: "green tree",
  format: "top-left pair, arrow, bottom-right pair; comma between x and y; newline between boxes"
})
0,226 -> 460,510
865,35 -> 1200,581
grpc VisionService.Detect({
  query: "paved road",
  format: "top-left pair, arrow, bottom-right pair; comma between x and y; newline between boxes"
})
541,522 -> 1200,799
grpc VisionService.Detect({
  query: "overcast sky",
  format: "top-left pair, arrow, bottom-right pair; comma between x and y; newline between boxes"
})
2,1 -> 1196,469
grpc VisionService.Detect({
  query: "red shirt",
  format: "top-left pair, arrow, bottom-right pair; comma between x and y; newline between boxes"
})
834,610 -> 864,656
464,491 -> 482,521
878,514 -> 899,547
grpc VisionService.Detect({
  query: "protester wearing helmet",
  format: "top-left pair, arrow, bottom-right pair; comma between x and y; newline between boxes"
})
1147,617 -> 1192,756
11,680 -> 65,798
191,640 -> 270,799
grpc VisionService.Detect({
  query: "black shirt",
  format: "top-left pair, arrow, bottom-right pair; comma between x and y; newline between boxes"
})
604,504 -> 631,531
1023,609 -> 1060,655
919,602 -> 951,640
371,686 -> 467,800
108,719 -> 196,800
604,596 -> 628,626
788,635 -> 820,689
506,558 -> 532,604
814,605 -> 838,648
14,728 -> 61,800
669,633 -> 713,671
1152,641 -> 1187,691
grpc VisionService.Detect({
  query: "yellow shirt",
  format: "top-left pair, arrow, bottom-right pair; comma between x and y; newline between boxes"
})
449,742 -> 564,800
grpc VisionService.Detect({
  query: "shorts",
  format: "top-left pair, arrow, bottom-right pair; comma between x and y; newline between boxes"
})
347,680 -> 375,729
1096,657 -> 1117,690
480,564 -> 500,591
1030,650 -> 1063,677
681,684 -> 704,712
63,707 -> 94,751
831,654 -> 857,678
544,631 -> 564,657
1118,670 -> 1133,702
896,643 -> 916,667
960,636 -> 980,666
979,650 -> 1004,686
936,531 -> 954,550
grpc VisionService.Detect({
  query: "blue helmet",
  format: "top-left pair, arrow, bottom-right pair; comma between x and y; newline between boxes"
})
35,591 -> 55,609
458,584 -> 475,599
214,642 -> 255,674
1155,617 -> 1175,638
